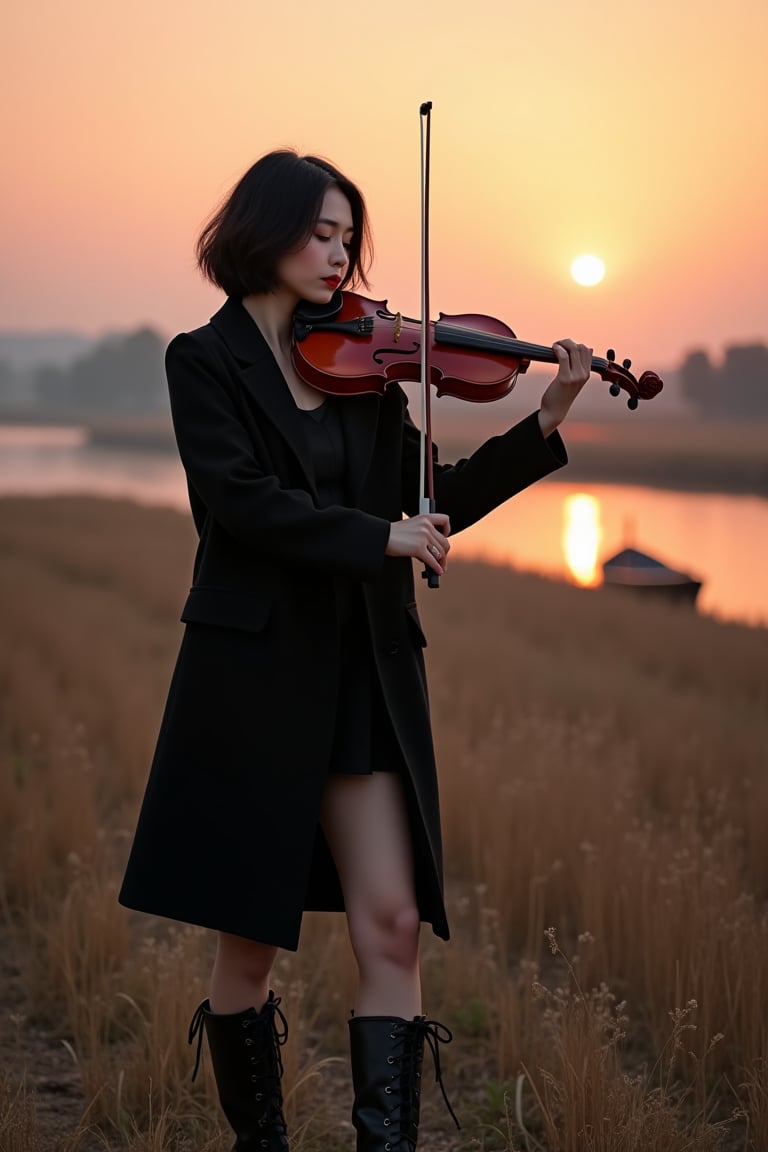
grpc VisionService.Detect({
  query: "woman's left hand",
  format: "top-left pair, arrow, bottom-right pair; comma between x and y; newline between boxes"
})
538,339 -> 593,437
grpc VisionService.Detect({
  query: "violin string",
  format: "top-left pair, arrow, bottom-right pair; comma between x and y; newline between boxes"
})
434,322 -> 609,374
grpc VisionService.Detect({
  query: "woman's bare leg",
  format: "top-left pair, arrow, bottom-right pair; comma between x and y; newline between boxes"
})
209,932 -> 278,1013
321,772 -> 421,1018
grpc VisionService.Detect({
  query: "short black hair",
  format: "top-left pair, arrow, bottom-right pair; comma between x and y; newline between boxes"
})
196,150 -> 372,298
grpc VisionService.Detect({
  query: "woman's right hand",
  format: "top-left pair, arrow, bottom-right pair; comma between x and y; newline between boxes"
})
386,513 -> 451,575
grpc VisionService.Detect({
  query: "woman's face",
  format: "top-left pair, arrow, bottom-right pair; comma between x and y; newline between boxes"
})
275,185 -> 353,304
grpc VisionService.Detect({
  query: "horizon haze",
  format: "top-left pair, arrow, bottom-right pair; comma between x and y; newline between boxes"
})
3,1 -> 767,374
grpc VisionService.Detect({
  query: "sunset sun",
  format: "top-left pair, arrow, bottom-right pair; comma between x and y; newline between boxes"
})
570,254 -> 605,287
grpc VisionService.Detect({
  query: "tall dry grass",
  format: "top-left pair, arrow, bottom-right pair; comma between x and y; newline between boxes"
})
1,495 -> 766,1151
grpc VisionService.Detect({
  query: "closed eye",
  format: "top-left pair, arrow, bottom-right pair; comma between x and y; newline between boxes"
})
316,233 -> 353,249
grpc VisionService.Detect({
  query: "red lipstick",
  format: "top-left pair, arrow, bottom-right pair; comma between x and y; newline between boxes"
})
323,276 -> 341,288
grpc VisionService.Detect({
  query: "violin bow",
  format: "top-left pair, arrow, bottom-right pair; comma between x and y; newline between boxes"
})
419,101 -> 440,590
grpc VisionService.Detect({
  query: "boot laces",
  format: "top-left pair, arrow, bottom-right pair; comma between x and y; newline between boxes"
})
187,993 -> 289,1085
188,1000 -> 207,1083
244,994 -> 289,1138
251,993 -> 289,1080
414,1018 -> 460,1132
384,1018 -> 460,1149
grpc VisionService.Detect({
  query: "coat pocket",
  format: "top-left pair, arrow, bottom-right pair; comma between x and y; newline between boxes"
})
181,586 -> 271,634
404,601 -> 428,648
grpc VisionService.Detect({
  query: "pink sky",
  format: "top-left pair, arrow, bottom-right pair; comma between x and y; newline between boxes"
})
3,0 -> 767,373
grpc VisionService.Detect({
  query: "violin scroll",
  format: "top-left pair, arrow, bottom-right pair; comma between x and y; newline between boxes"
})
599,348 -> 664,410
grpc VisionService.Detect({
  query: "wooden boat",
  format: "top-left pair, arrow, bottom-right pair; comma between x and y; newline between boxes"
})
601,546 -> 702,606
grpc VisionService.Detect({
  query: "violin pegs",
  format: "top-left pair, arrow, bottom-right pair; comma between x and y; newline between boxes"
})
609,383 -> 621,398
627,396 -> 639,411
623,358 -> 632,370
606,348 -> 616,362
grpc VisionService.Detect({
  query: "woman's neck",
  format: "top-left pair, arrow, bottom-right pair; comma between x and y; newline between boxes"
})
241,289 -> 327,410
241,290 -> 296,357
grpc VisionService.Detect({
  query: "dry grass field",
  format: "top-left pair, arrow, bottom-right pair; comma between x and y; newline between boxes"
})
1,495 -> 767,1151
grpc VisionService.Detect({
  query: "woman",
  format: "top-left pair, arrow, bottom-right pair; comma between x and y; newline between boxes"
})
118,149 -> 591,1151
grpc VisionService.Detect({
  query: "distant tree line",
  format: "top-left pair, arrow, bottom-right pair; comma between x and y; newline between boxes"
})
2,326 -> 767,421
0,327 -> 167,417
680,342 -> 768,418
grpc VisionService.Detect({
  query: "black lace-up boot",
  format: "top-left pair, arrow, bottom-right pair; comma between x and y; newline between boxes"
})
188,992 -> 289,1151
349,1014 -> 459,1152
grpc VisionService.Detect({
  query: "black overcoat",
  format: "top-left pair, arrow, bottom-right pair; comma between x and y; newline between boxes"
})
118,297 -> 567,949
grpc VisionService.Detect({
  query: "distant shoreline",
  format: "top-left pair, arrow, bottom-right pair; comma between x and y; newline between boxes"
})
2,414 -> 767,499
433,418 -> 768,499
90,414 -> 768,498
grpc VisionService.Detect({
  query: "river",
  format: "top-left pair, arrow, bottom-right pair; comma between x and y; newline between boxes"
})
1,424 -> 766,629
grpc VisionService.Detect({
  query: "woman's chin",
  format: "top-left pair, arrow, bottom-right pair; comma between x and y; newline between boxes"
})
306,284 -> 338,303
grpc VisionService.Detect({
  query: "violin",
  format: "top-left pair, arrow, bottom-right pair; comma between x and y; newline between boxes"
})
293,290 -> 664,410
293,104 -> 662,593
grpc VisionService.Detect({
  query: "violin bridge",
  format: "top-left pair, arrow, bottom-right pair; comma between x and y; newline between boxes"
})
393,313 -> 402,342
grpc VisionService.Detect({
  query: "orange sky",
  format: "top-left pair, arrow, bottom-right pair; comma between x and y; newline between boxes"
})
3,0 -> 767,372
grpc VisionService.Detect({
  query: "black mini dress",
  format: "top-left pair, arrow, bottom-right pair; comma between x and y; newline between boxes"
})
299,399 -> 401,775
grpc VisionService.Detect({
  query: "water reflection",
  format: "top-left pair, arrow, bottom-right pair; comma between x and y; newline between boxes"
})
0,428 -> 766,629
562,493 -> 602,587
0,424 -> 87,448
453,481 -> 768,629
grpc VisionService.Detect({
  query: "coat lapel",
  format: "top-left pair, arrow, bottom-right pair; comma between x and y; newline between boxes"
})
210,298 -> 317,492
210,297 -> 381,506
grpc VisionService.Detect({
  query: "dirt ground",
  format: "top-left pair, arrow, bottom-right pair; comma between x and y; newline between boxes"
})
0,927 -> 463,1152
0,928 -> 103,1151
